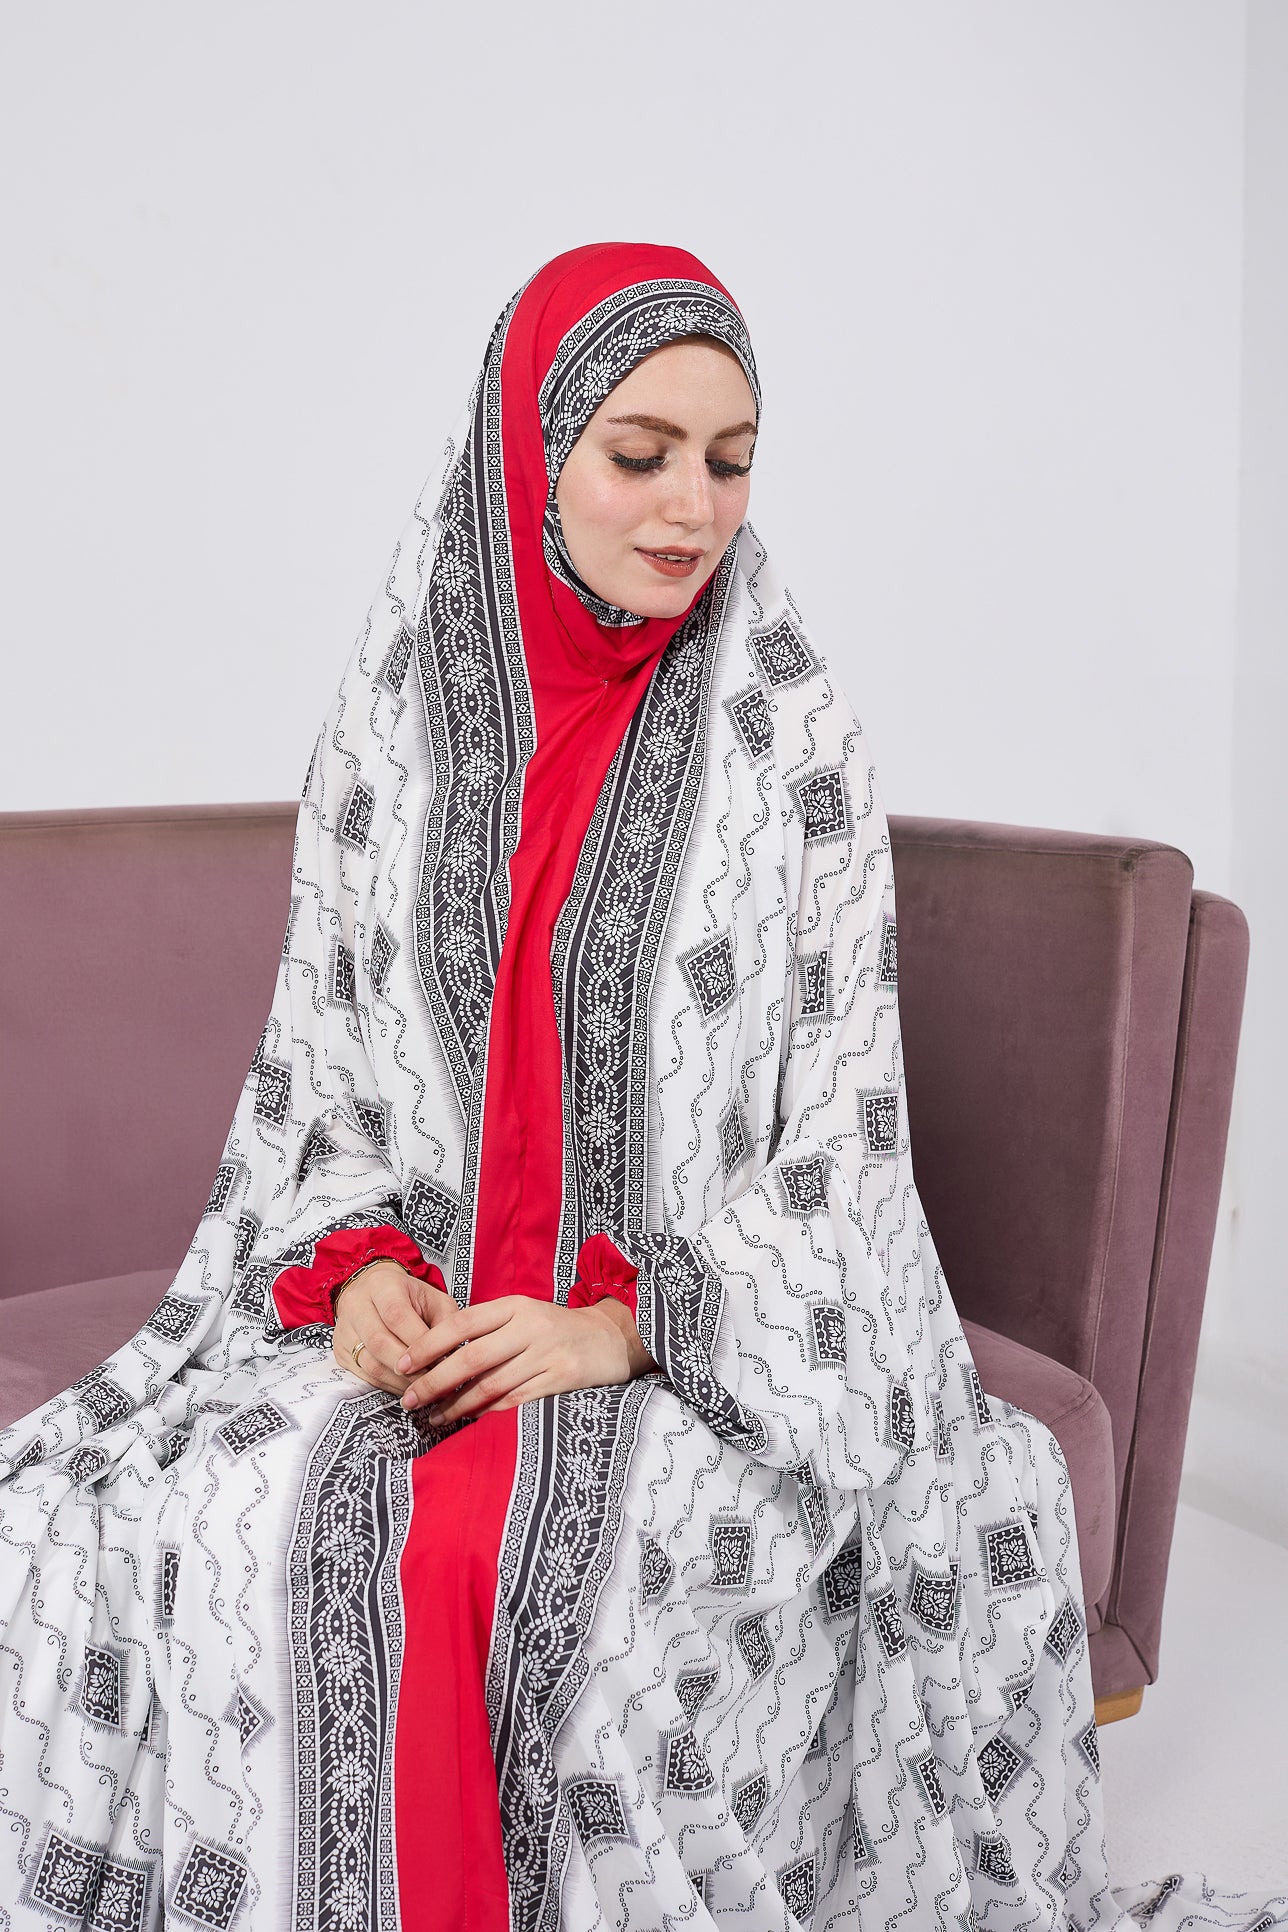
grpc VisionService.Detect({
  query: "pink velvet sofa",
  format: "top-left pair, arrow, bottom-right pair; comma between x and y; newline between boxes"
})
0,803 -> 1248,1717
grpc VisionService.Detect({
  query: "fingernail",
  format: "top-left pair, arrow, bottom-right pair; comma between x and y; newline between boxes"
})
402,1392 -> 418,1410
398,1354 -> 412,1374
425,1405 -> 443,1423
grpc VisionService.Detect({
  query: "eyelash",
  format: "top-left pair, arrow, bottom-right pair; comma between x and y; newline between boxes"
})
609,453 -> 753,479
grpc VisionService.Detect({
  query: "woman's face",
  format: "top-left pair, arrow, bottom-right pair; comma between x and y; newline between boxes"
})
554,338 -> 757,620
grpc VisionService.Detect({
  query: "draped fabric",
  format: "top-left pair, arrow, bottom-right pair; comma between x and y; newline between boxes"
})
0,244 -> 1282,1932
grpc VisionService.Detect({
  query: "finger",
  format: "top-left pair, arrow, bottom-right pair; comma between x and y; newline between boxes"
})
333,1316 -> 411,1394
332,1330 -> 391,1390
420,1357 -> 537,1425
407,1276 -> 458,1326
458,1373 -> 551,1420
352,1317 -> 419,1388
401,1324 -> 529,1410
368,1279 -> 434,1354
396,1297 -> 518,1378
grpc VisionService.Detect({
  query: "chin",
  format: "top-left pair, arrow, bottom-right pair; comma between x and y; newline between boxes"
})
625,566 -> 715,621
630,588 -> 696,620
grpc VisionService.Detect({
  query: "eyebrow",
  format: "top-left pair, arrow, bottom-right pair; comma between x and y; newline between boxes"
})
604,412 -> 758,441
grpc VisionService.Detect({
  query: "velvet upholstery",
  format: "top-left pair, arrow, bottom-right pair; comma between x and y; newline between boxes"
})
0,804 -> 1247,1705
889,816 -> 1247,1695
963,1319 -> 1115,1621
0,1269 -> 172,1429
0,804 -> 292,1300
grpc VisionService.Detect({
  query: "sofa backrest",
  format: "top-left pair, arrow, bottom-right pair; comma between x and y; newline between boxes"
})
1,803 -> 297,1300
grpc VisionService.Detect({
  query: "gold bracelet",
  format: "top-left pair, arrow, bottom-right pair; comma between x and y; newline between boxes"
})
331,1254 -> 403,1314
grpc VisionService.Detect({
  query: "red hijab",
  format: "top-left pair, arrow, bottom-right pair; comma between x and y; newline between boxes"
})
463,243 -> 759,1303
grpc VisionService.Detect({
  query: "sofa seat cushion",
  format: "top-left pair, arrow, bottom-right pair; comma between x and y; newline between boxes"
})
0,1269 -> 174,1431
963,1318 -> 1115,1618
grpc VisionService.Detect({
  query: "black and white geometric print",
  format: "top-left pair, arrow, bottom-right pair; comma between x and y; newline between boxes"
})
778,1852 -> 818,1922
709,1516 -> 754,1590
328,935 -> 357,1008
77,1642 -> 125,1730
809,1299 -> 847,1367
296,1119 -> 338,1185
792,765 -> 851,844
232,1208 -> 261,1273
910,1747 -> 950,1820
820,1543 -> 864,1620
252,1056 -> 292,1130
676,1663 -> 722,1714
663,1725 -> 717,1799
380,625 -> 414,697
870,1585 -> 909,1661
367,920 -> 397,996
73,1371 -> 133,1431
567,1776 -> 631,1852
144,1292 -> 206,1345
750,613 -> 817,689
797,946 -> 831,1020
718,1095 -> 751,1180
1,415 -> 1282,1932
983,1517 -> 1043,1592
878,913 -> 898,987
859,1086 -> 901,1157
778,1151 -> 832,1217
401,1169 -> 461,1256
336,778 -> 376,851
724,682 -> 775,761
906,1556 -> 959,1638
168,1839 -> 249,1931
679,930 -> 739,1022
733,1614 -> 774,1680
215,1398 -> 294,1458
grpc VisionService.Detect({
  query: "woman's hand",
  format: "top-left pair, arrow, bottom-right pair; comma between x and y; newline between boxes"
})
331,1260 -> 457,1394
396,1295 -> 658,1424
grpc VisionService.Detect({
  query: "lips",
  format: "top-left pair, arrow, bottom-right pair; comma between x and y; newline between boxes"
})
637,547 -> 704,579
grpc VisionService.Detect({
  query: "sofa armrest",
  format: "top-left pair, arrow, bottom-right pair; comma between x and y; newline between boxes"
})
888,814 -> 1193,1524
1106,890 -> 1249,1681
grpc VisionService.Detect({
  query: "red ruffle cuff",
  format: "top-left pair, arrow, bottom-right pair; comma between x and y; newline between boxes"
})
271,1223 -> 446,1330
569,1232 -> 639,1320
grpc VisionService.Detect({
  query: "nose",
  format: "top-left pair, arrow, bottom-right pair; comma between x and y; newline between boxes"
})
662,452 -> 715,531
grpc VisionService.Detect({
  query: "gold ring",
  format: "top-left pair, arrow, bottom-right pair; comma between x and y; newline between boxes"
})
352,1341 -> 367,1372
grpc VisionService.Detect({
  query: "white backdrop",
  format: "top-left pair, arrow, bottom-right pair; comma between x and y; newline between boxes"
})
2,3 -> 1283,1537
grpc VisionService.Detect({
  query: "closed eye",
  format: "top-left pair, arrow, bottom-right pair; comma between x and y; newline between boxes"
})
609,453 -> 753,478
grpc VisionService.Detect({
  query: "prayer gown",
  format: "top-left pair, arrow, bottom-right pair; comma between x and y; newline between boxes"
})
1,244 -> 1283,1932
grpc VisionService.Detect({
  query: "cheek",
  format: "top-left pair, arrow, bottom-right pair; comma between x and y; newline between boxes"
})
558,469 -> 643,554
717,479 -> 752,542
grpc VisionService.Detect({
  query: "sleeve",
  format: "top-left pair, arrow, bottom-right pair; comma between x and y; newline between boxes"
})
569,1232 -> 639,1320
599,705 -> 931,1500
271,1223 -> 447,1331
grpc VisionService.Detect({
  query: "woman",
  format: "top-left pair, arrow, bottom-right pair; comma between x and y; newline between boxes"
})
0,243 -> 1280,1932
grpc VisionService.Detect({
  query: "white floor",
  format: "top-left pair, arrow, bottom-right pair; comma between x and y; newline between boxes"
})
1098,1501 -> 1288,1891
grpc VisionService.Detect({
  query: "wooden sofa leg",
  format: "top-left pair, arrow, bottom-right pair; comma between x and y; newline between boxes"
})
1094,1687 -> 1144,1726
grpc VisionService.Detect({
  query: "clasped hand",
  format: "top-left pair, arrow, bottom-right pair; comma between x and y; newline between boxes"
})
331,1260 -> 656,1424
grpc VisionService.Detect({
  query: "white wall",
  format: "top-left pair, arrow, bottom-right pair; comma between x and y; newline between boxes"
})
2,6 -> 1281,1527
1181,0 -> 1288,1545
